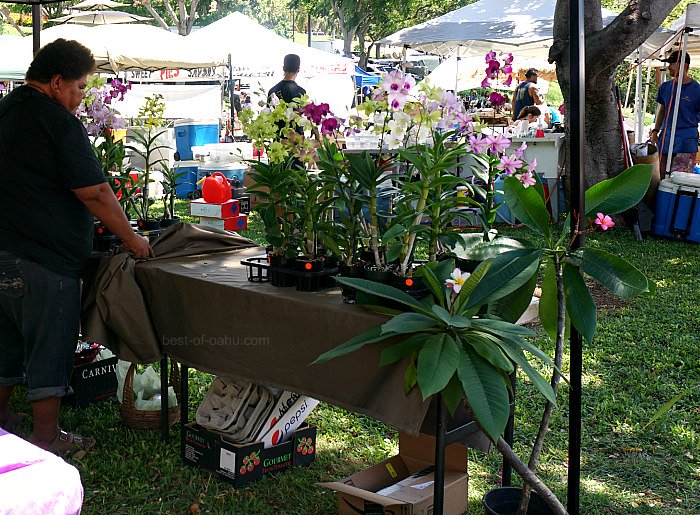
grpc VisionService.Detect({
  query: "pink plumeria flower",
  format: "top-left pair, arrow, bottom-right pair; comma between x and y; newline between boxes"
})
513,142 -> 528,158
487,133 -> 511,154
526,157 -> 537,173
497,154 -> 523,175
445,268 -> 471,294
595,212 -> 615,231
516,171 -> 537,188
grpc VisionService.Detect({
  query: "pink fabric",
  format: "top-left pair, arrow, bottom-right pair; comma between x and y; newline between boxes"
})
0,432 -> 83,514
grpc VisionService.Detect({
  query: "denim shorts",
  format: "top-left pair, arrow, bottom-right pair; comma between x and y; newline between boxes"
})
0,251 -> 79,401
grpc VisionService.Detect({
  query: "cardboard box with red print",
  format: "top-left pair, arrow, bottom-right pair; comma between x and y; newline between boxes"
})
197,214 -> 247,232
190,198 -> 240,219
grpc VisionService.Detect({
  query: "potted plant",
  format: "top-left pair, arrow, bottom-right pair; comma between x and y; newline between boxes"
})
128,94 -> 171,231
159,163 -> 185,228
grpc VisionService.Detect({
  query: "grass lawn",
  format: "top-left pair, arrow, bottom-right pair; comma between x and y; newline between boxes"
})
8,202 -> 700,514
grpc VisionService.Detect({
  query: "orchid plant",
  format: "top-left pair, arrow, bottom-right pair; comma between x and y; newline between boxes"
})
480,51 -> 515,111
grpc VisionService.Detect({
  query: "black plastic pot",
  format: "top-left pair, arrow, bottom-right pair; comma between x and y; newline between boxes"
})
391,274 -> 429,299
363,267 -> 393,284
160,216 -> 181,228
483,487 -> 555,515
338,263 -> 364,304
137,219 -> 161,231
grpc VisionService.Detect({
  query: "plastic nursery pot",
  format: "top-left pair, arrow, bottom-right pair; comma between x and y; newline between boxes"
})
295,259 -> 323,272
391,274 -> 429,299
137,219 -> 161,231
483,487 -> 555,515
338,263 -> 365,304
363,267 -> 393,285
160,216 -> 181,228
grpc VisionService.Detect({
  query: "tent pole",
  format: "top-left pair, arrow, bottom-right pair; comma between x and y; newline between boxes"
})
665,30 -> 691,177
455,47 -> 461,93
634,48 -> 644,142
642,62 -> 652,131
32,4 -> 41,55
623,64 -> 634,108
567,0 -> 585,512
228,53 -> 234,132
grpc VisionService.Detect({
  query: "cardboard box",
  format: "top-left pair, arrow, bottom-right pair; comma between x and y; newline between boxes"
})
319,432 -> 468,515
182,422 -> 316,488
237,196 -> 251,214
67,356 -> 118,407
190,198 -> 240,219
198,214 -> 247,232
258,396 -> 320,447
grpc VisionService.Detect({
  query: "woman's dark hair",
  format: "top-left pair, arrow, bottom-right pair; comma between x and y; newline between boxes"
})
25,39 -> 95,83
516,105 -> 541,120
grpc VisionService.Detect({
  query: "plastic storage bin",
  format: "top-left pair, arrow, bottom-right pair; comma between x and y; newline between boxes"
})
653,176 -> 700,242
173,160 -> 198,199
174,119 -> 219,160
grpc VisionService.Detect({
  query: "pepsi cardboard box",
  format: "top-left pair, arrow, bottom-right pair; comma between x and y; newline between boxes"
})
318,432 -> 468,515
67,356 -> 118,407
182,422 -> 316,488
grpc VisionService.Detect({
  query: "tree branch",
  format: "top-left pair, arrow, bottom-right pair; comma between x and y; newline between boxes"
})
142,1 -> 170,31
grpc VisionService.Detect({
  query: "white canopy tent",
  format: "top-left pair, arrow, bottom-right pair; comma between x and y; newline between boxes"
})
188,12 -> 355,115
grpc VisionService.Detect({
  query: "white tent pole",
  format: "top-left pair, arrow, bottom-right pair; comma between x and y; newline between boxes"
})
634,48 -> 644,142
642,61 -> 652,136
455,46 -> 461,92
623,65 -> 634,107
665,33 -> 690,177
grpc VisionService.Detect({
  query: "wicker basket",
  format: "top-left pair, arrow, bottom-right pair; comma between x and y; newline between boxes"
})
119,360 -> 180,430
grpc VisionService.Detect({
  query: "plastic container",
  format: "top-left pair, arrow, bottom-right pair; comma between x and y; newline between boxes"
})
201,172 -> 232,204
197,163 -> 247,187
652,177 -> 700,242
174,119 -> 219,160
494,175 -> 516,224
172,160 -> 198,199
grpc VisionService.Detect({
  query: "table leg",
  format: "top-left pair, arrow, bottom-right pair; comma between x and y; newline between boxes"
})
160,355 -> 168,442
180,365 -> 189,461
433,392 -> 446,515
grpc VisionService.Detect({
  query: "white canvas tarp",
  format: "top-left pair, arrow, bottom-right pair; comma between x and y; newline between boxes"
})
188,12 -> 355,115
115,83 -> 222,119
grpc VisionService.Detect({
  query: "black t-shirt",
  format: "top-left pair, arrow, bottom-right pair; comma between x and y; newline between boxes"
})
0,86 -> 106,277
267,80 -> 306,104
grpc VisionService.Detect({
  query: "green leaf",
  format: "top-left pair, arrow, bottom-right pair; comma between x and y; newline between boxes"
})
416,334 -> 461,399
461,333 -> 514,373
563,263 -> 597,344
503,175 -> 551,237
487,272 -> 537,323
454,260 -> 493,315
457,346 -> 510,441
313,325 -> 393,364
403,358 -> 418,395
415,263 -> 447,308
335,277 -> 433,316
430,304 -> 453,325
442,373 -> 465,416
539,259 -> 559,343
466,249 -> 542,309
643,392 -> 685,429
379,334 -> 426,366
451,237 -> 527,261
383,223 -> 407,241
585,164 -> 652,217
382,312 -> 439,335
496,339 -> 557,404
505,335 -> 556,370
579,248 -> 651,298
471,318 -> 535,337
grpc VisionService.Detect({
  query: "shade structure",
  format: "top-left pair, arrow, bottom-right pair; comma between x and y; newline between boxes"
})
50,10 -> 150,25
71,0 -> 131,9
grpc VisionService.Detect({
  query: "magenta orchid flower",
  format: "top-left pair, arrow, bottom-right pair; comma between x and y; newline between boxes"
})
504,75 -> 513,87
445,268 -> 471,294
468,133 -> 491,154
504,53 -> 514,65
501,64 -> 513,75
497,154 -> 523,175
487,133 -> 511,154
485,50 -> 497,63
526,157 -> 538,173
481,76 -> 491,88
489,92 -> 506,107
516,171 -> 537,188
594,212 -> 615,231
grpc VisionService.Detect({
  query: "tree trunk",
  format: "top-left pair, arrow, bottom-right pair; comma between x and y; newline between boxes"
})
550,0 -> 680,188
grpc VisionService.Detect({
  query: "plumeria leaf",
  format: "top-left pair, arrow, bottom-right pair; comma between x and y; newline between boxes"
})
451,237 -> 527,261
403,358 -> 418,395
465,249 -> 542,309
585,164 -> 652,217
503,175 -> 551,237
454,260 -> 493,315
335,277 -> 433,316
578,248 -> 651,297
487,272 -> 537,323
442,373 -> 465,416
504,334 -> 557,371
539,258 -> 559,343
382,312 -> 439,335
471,318 -> 535,337
415,263 -> 447,308
430,304 -> 453,325
313,325 -> 394,364
496,338 -> 557,404
416,334 -> 461,399
461,333 -> 514,373
457,346 -> 510,441
563,263 -> 597,343
379,334 -> 426,366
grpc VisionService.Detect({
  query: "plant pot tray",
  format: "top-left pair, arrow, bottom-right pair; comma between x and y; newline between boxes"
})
270,265 -> 339,292
240,255 -> 271,282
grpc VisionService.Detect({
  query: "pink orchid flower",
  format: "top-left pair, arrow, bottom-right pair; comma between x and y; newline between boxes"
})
485,50 -> 497,63
487,133 -> 511,154
498,155 -> 523,175
481,77 -> 491,88
504,53 -> 514,65
526,157 -> 537,173
595,213 -> 615,231
516,171 -> 537,188
468,134 -> 491,154
513,142 -> 528,158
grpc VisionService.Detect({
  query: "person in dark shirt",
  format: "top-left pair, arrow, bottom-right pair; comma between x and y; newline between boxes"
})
0,39 -> 153,453
268,53 -> 306,104
512,68 -> 542,122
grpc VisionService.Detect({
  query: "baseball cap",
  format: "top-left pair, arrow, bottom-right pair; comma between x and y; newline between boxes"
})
661,50 -> 690,64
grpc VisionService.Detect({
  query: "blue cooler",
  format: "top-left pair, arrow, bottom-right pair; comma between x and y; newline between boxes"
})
174,119 -> 219,160
173,160 -> 198,199
196,163 -> 247,191
653,174 -> 700,242
494,175 -> 516,224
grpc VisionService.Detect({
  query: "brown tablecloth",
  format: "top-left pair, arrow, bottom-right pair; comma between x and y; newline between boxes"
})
134,246 -> 430,434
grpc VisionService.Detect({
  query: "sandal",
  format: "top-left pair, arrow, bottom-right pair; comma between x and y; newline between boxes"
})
0,412 -> 28,434
46,429 -> 95,455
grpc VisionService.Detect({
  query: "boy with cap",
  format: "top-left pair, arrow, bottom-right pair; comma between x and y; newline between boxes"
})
650,50 -> 700,175
268,53 -> 306,104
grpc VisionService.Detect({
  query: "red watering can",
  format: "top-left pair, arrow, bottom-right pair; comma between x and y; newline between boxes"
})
201,172 -> 232,204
